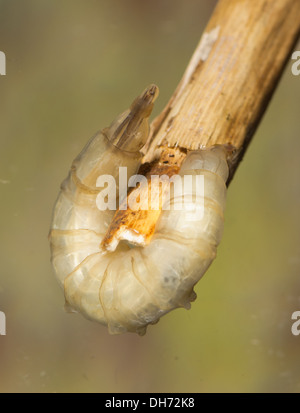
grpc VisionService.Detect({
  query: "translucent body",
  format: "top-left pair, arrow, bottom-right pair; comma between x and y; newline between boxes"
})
49,85 -> 229,335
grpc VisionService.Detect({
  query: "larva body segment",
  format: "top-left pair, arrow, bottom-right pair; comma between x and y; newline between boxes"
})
50,85 -> 158,287
49,85 -> 229,335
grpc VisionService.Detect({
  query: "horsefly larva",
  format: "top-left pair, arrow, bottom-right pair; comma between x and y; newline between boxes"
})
49,84 -> 229,335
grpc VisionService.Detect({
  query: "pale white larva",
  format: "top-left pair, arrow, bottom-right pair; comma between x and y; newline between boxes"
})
49,85 -> 229,335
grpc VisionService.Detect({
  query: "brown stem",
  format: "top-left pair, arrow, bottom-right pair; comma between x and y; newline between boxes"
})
103,0 -> 300,250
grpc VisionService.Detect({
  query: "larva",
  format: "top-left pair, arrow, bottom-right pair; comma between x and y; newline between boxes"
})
49,84 -> 229,335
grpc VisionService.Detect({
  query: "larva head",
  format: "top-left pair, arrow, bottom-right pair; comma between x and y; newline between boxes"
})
104,84 -> 159,153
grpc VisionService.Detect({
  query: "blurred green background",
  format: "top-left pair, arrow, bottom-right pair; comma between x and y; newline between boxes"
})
0,0 -> 300,393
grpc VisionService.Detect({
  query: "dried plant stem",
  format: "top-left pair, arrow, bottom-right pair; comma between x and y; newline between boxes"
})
104,0 -> 300,248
